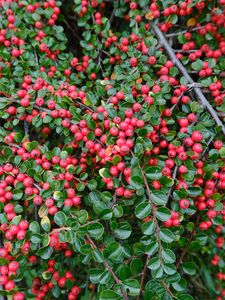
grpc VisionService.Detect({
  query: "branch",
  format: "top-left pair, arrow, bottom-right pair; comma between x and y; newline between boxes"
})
86,235 -> 128,300
167,165 -> 178,201
109,8 -> 115,25
176,215 -> 199,269
161,281 -> 175,298
137,256 -> 148,300
166,26 -> 205,37
24,121 -> 29,136
49,227 -> 71,235
153,24 -> 225,136
132,152 -> 175,299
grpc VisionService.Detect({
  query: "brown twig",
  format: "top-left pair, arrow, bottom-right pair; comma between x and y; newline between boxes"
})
166,26 -> 205,37
167,165 -> 178,201
137,256 -> 149,300
153,24 -> 225,136
161,280 -> 175,298
132,152 -> 175,299
86,235 -> 129,300
176,215 -> 200,269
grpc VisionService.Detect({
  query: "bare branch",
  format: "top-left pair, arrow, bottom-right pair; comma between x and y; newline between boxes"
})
153,24 -> 225,136
166,26 -> 205,37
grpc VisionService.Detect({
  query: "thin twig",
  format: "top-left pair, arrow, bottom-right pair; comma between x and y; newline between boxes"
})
174,49 -> 196,53
137,256 -> 149,300
166,26 -> 205,37
49,227 -> 71,235
24,121 -> 29,136
109,8 -> 115,25
161,281 -> 175,298
75,100 -> 94,112
3,142 -> 20,149
176,215 -> 199,269
132,152 -> 175,298
167,165 -> 178,201
63,19 -> 81,41
153,24 -> 225,136
87,235 -> 129,300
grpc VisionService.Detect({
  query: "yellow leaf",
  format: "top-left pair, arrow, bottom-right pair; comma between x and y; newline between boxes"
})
136,78 -> 142,84
145,11 -> 154,20
38,205 -> 48,218
111,73 -> 116,80
187,18 -> 197,27
41,216 -> 51,232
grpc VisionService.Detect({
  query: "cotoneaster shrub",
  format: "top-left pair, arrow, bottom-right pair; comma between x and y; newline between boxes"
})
0,0 -> 225,299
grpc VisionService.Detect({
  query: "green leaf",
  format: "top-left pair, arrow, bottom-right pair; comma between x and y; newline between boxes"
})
29,221 -> 40,233
77,210 -> 88,224
142,220 -> 156,235
172,279 -> 187,292
201,265 -> 216,293
3,146 -> 12,158
182,262 -> 196,275
179,294 -> 195,300
130,258 -> 143,275
88,191 -> 101,203
113,205 -> 123,218
188,187 -> 202,197
54,211 -> 66,227
151,191 -> 168,205
114,222 -> 131,240
106,241 -> 122,261
13,189 -> 23,200
122,279 -> 140,296
145,241 -> 159,256
146,166 -> 162,180
135,202 -> 151,219
88,222 -> 104,240
89,269 -> 111,284
130,167 -> 144,189
148,257 -> 161,270
219,147 -> 225,158
31,234 -> 42,244
41,216 -> 51,232
93,248 -> 104,263
101,191 -> 113,203
38,247 -> 53,260
191,59 -> 203,71
163,263 -> 176,275
99,290 -> 121,300
156,207 -> 171,221
160,229 -> 175,243
162,248 -> 176,263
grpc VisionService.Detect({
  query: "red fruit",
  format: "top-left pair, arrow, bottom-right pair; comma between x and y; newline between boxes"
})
8,261 -> 19,272
33,195 -> 43,206
58,277 -> 66,288
39,43 -> 47,52
214,140 -> 223,150
0,248 -> 8,257
71,286 -> 81,295
191,131 -> 203,142
179,199 -> 190,209
4,203 -> 14,213
178,118 -> 188,127
148,56 -> 156,65
141,85 -> 150,94
5,280 -> 15,291
130,57 -> 138,67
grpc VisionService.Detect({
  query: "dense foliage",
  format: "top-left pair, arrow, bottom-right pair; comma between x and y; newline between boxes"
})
0,0 -> 225,299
